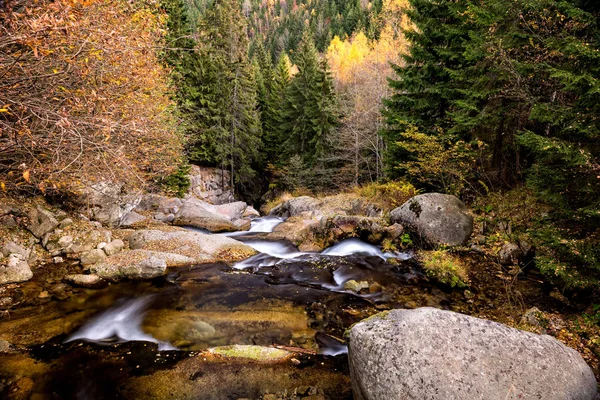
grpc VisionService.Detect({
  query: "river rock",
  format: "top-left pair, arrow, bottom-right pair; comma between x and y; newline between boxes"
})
103,239 -> 125,256
0,254 -> 33,285
349,307 -> 597,400
26,206 -> 59,238
63,274 -> 106,289
173,200 -> 238,232
90,250 -> 168,281
214,201 -> 248,220
243,206 -> 260,218
127,229 -> 255,263
390,193 -> 473,246
119,211 -> 147,227
75,181 -> 141,226
1,241 -> 29,258
80,249 -> 107,266
269,196 -> 322,218
59,218 -> 73,229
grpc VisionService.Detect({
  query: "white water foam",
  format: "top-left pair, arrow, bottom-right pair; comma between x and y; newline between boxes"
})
65,296 -> 175,351
223,216 -> 285,237
322,238 -> 400,259
234,238 -> 410,270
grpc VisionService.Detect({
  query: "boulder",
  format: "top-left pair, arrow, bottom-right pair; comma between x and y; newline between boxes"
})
349,307 -> 597,400
119,211 -> 148,227
26,206 -> 59,238
243,206 -> 261,219
499,242 -> 524,265
269,196 -> 322,218
127,229 -> 256,263
103,239 -> 125,256
390,193 -> 473,246
173,200 -> 238,232
80,249 -> 107,266
136,194 -> 183,216
90,250 -> 169,281
213,201 -> 248,220
76,181 -> 140,226
0,254 -> 33,285
266,216 -> 321,248
1,241 -> 29,258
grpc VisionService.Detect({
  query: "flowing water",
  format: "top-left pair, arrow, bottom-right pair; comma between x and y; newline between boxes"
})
0,217 -> 451,399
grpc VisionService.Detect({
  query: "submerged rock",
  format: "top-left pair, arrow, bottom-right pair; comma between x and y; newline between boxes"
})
349,307 -> 597,400
206,345 -> 293,362
390,193 -> 473,247
63,274 -> 106,289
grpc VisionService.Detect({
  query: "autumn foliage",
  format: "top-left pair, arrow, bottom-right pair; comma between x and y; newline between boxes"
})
0,0 -> 184,194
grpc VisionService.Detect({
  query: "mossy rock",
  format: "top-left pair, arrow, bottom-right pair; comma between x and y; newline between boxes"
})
207,345 -> 293,362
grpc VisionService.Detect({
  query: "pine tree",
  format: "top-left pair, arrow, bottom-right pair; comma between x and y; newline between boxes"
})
382,0 -> 473,182
264,53 -> 292,162
188,0 -> 263,193
281,31 -> 338,165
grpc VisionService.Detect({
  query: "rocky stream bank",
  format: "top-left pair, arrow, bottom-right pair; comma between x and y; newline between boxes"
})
0,174 -> 598,399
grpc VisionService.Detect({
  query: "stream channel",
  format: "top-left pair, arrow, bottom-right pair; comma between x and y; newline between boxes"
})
0,217 -> 454,399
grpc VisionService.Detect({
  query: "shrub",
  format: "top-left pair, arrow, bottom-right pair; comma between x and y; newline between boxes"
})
356,180 -> 418,211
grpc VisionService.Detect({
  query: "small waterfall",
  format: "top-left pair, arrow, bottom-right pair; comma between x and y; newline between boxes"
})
223,216 -> 285,237
65,296 -> 175,351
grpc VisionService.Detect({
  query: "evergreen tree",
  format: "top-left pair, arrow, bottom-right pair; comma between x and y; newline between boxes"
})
382,0 -> 473,182
281,31 -> 338,165
188,0 -> 263,193
264,53 -> 292,162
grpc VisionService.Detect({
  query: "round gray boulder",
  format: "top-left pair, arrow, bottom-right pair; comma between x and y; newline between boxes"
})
349,308 -> 597,400
390,193 -> 473,246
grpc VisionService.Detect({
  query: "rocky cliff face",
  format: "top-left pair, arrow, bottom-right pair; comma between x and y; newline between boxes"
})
188,166 -> 233,205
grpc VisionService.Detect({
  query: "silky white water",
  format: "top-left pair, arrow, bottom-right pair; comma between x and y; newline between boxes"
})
65,296 -> 175,351
222,216 -> 285,237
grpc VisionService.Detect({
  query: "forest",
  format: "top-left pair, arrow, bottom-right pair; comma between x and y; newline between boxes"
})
0,0 -> 599,397
159,0 -> 600,290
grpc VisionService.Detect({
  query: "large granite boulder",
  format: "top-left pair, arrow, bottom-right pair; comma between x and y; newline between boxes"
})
349,307 -> 597,400
173,200 -> 239,232
90,250 -> 169,281
390,193 -> 473,246
127,229 -> 256,263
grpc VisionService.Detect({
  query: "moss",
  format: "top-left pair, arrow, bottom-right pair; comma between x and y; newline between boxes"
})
420,250 -> 470,289
344,310 -> 392,339
208,345 -> 292,361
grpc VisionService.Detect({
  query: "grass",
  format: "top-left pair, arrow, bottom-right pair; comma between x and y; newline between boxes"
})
420,250 -> 470,288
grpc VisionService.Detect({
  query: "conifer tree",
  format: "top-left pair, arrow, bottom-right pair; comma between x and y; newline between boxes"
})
189,0 -> 263,192
382,0 -> 472,182
281,31 -> 338,165
264,53 -> 292,162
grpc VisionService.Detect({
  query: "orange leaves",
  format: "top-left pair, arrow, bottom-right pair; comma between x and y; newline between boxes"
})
0,0 -> 183,194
